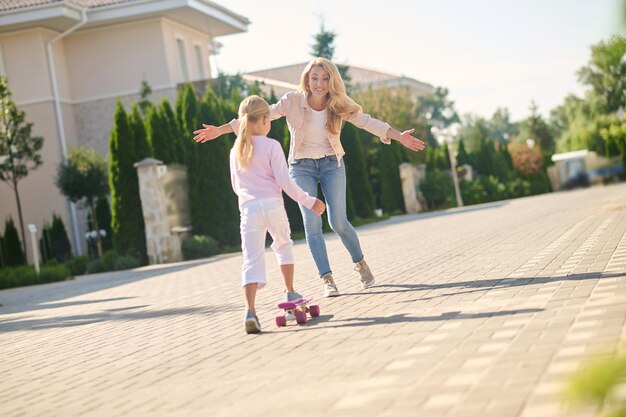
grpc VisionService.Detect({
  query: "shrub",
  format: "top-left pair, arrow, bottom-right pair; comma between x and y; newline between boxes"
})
86,259 -> 108,274
114,255 -> 141,271
460,180 -> 486,206
420,170 -> 455,210
100,250 -> 119,270
0,264 -> 70,289
182,235 -> 219,260
38,264 -> 71,283
66,256 -> 89,276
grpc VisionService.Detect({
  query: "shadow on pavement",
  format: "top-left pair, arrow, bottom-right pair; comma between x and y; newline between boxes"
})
0,253 -> 240,314
348,271 -> 626,300
276,308 -> 541,333
0,304 -> 238,333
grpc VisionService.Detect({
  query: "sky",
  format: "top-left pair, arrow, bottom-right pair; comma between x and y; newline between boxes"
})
213,0 -> 623,123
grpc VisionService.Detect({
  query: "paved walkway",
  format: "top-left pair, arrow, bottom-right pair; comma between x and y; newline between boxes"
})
2,183 -> 626,417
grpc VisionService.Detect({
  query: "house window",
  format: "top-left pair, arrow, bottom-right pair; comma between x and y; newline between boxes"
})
176,38 -> 188,82
194,44 -> 205,79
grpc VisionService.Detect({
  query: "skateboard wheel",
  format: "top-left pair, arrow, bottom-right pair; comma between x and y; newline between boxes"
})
275,315 -> 287,327
295,310 -> 307,324
309,305 -> 320,317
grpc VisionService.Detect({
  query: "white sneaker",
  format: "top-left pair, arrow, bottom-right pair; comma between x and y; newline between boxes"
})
355,262 -> 376,289
323,276 -> 339,297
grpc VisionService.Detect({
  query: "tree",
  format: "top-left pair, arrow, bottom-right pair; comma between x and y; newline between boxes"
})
138,80 -> 153,116
378,142 -> 405,214
488,107 -> 518,144
192,88 -> 240,246
56,146 -> 108,256
577,35 -> 626,114
108,101 -> 147,261
145,106 -> 174,164
519,101 -> 554,152
158,98 -> 185,164
342,124 -> 375,218
310,23 -> 351,90
419,86 -> 460,131
129,103 -> 152,161
0,76 -> 44,258
50,214 -> 71,262
2,217 -> 25,266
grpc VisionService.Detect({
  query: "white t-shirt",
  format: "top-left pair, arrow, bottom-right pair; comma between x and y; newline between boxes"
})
294,108 -> 335,159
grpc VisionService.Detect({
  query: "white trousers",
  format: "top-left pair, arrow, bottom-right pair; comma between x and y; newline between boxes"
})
240,198 -> 294,288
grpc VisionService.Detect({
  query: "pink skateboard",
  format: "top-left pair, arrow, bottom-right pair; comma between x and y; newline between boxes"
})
275,296 -> 320,327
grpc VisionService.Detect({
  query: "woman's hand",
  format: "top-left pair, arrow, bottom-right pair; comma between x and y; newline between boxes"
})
193,124 -> 221,143
398,129 -> 426,152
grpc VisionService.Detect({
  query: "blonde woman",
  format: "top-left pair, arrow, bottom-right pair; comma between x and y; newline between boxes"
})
229,95 -> 325,334
194,58 -> 426,298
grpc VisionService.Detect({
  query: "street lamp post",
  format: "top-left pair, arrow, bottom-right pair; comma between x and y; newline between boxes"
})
432,124 -> 464,208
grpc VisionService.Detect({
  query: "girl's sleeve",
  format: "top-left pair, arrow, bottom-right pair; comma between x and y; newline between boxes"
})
346,111 -> 392,144
269,141 -> 317,210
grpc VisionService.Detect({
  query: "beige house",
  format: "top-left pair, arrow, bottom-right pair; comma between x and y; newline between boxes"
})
242,61 -> 434,98
0,0 -> 248,263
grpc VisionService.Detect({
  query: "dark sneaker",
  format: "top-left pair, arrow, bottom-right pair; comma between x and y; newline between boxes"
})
355,262 -> 375,289
244,310 -> 261,334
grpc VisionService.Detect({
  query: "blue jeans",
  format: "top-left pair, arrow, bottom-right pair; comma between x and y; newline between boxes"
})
289,156 -> 364,278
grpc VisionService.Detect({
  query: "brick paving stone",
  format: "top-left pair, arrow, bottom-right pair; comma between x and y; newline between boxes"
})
2,184 -> 626,416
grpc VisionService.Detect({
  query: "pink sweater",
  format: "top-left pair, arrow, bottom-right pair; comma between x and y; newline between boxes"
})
229,135 -> 317,210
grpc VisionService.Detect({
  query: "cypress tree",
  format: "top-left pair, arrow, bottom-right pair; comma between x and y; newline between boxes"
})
39,222 -> 52,264
109,100 -> 147,261
129,103 -> 152,161
193,88 -> 240,246
456,139 -> 469,166
2,217 -> 25,266
146,106 -> 173,164
159,99 -> 185,164
96,197 -> 112,252
378,141 -> 405,214
342,124 -> 375,218
50,214 -> 72,262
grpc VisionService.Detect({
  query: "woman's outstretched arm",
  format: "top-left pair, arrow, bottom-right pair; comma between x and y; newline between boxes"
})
347,111 -> 426,152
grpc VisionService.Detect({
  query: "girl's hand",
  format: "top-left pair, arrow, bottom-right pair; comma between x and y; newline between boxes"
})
193,124 -> 221,143
311,199 -> 326,216
398,129 -> 426,152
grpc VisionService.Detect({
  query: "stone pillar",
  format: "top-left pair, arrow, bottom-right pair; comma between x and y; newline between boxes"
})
399,163 -> 426,214
135,158 -> 189,264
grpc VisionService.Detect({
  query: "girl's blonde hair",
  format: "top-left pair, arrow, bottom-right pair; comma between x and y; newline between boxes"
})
299,57 -> 362,135
235,95 -> 270,170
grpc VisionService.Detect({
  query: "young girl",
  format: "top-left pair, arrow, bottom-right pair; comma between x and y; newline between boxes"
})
230,95 -> 325,334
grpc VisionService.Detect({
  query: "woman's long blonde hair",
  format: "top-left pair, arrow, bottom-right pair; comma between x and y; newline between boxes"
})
235,95 -> 270,170
299,57 -> 362,135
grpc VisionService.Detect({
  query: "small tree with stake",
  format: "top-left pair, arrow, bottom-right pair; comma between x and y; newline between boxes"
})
0,75 -> 44,259
56,147 -> 108,257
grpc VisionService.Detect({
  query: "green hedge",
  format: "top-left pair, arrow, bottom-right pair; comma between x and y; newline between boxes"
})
182,235 -> 219,260
0,264 -> 71,290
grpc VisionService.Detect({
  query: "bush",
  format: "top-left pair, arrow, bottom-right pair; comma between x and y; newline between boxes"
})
86,259 -> 108,274
66,256 -> 89,276
38,264 -> 71,283
0,264 -> 70,289
420,170 -> 455,210
478,175 -> 508,202
460,180 -> 486,206
114,255 -> 140,271
182,235 -> 219,260
100,250 -> 119,270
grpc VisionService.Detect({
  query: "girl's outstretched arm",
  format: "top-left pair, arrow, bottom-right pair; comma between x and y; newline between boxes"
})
193,123 -> 233,143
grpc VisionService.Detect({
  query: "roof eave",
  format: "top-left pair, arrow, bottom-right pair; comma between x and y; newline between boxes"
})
0,0 -> 249,36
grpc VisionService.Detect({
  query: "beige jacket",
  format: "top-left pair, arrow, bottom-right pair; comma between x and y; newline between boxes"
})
229,91 -> 391,165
